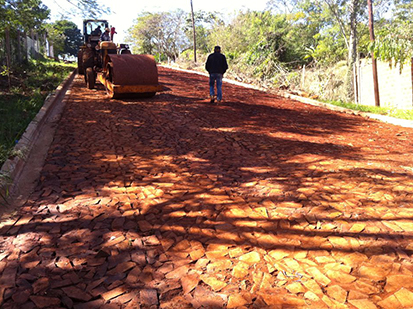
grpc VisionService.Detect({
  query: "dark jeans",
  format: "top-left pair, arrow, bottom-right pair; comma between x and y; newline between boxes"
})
209,73 -> 223,101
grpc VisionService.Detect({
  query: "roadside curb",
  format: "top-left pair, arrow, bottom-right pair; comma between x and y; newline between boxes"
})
161,64 -> 413,129
0,69 -> 76,203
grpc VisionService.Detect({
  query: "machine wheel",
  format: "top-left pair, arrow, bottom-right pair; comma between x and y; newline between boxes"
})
86,67 -> 96,89
77,50 -> 84,75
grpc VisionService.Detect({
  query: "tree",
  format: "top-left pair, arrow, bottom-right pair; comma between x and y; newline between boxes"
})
1,0 -> 50,87
184,10 -> 218,54
44,23 -> 65,59
373,0 -> 413,70
44,0 -> 110,19
1,0 -> 49,35
190,0 -> 196,62
128,10 -> 188,61
50,20 -> 83,58
207,9 -> 318,80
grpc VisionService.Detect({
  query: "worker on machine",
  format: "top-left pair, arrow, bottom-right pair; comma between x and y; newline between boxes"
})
110,26 -> 117,41
92,25 -> 102,36
100,28 -> 111,41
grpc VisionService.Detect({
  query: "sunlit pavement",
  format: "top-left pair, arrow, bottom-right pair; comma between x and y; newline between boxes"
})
1,67 -> 413,308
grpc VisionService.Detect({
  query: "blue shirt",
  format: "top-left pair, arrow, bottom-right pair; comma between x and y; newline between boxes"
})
100,32 -> 110,41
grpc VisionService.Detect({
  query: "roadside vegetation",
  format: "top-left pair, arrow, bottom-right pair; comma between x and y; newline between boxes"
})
0,58 -> 75,167
325,101 -> 413,120
0,0 -> 85,168
127,0 -> 413,119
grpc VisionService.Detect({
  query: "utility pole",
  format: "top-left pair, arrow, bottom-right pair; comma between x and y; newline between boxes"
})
411,57 -> 413,107
190,0 -> 197,63
367,0 -> 380,107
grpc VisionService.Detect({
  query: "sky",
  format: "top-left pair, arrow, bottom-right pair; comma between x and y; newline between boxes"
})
41,0 -> 270,43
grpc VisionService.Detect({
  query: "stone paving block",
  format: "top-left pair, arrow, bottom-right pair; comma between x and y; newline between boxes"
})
306,267 -> 331,286
181,274 -> 200,294
62,286 -> 92,302
232,261 -> 250,279
201,274 -> 227,291
140,289 -> 158,306
304,291 -> 320,302
348,290 -> 369,300
302,279 -> 324,296
107,261 -> 136,276
165,265 -> 189,279
29,296 -> 61,308
394,288 -> 413,307
11,289 -> 31,304
378,295 -> 403,309
192,285 -> 226,308
239,251 -> 260,264
326,270 -> 357,283
286,282 -> 305,294
227,294 -> 250,308
0,261 -> 17,288
326,285 -> 347,303
358,264 -> 390,281
268,249 -> 290,260
385,275 -> 413,292
32,277 -> 50,294
348,299 -> 378,309
101,286 -> 127,301
73,299 -> 105,309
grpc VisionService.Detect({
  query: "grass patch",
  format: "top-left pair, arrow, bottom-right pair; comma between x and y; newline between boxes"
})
0,58 -> 75,167
325,100 -> 413,120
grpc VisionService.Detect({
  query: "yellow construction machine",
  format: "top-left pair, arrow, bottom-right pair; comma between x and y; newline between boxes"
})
77,19 -> 163,98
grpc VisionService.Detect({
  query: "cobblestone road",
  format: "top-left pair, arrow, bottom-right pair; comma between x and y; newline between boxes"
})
2,67 -> 413,308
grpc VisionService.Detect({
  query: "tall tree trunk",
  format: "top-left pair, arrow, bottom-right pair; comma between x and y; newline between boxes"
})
17,31 -> 22,63
347,0 -> 358,101
5,27 -> 12,90
367,0 -> 380,106
190,0 -> 197,63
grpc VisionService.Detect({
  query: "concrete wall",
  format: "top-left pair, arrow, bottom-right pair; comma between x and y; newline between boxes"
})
358,59 -> 413,109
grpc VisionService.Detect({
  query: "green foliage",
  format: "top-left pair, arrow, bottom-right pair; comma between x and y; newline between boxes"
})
326,99 -> 413,120
46,20 -> 83,58
127,10 -> 188,60
311,31 -> 347,64
206,10 -> 319,81
184,10 -> 219,53
127,1 -> 411,104
0,58 -> 74,167
0,0 -> 49,33
373,19 -> 413,70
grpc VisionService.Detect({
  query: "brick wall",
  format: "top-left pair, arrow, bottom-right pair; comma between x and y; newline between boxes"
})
358,58 -> 413,109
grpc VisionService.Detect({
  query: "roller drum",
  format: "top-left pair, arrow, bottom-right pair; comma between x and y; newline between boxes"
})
108,54 -> 158,86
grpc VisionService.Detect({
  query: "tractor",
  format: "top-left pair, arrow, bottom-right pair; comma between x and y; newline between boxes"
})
77,19 -> 163,98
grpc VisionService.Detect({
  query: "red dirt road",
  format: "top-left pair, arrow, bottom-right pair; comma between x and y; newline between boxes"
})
2,67 -> 413,308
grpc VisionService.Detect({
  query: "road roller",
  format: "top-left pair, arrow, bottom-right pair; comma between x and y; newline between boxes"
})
78,19 -> 163,98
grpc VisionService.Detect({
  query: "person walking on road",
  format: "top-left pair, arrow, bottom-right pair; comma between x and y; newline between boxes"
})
205,46 -> 228,103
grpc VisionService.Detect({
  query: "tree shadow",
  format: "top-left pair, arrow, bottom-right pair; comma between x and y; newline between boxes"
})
1,67 -> 413,307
